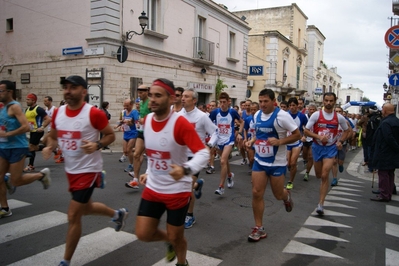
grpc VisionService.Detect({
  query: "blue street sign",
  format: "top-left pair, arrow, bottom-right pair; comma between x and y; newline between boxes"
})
62,46 -> 83,56
248,66 -> 263,76
389,73 -> 399,86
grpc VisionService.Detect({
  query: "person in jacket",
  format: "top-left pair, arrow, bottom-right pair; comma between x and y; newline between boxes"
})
371,103 -> 399,202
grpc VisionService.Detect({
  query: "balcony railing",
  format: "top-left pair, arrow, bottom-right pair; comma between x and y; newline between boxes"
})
193,37 -> 214,64
394,0 -> 399,15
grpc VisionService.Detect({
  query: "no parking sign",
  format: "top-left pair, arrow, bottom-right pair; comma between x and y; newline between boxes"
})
385,25 -> 399,49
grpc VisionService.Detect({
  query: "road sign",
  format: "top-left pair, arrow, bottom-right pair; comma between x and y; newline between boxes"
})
117,46 -> 128,63
389,73 -> 399,86
385,25 -> 399,49
62,46 -> 83,56
314,87 -> 323,95
84,47 -> 104,56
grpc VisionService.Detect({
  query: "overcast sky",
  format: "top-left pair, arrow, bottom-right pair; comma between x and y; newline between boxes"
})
215,0 -> 392,105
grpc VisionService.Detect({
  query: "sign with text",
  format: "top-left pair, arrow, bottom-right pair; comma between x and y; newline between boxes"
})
87,84 -> 101,107
248,66 -> 264,76
188,82 -> 214,94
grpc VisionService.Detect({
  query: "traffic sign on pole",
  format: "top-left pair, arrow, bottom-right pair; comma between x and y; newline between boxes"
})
117,46 -> 128,63
62,46 -> 83,56
385,25 -> 399,49
389,73 -> 399,86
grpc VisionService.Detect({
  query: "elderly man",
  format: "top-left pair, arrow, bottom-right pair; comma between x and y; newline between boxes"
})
370,103 -> 399,202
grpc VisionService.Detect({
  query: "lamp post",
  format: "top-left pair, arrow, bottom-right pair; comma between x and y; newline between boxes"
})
125,11 -> 149,41
383,82 -> 388,92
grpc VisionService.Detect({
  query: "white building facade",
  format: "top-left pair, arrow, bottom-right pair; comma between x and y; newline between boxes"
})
0,0 -> 250,146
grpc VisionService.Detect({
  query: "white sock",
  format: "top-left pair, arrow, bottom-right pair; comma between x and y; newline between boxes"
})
113,210 -> 119,220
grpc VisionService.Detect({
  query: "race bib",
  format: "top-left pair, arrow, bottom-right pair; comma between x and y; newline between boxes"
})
28,122 -> 35,131
123,117 -> 132,132
0,125 -> 7,142
318,130 -> 333,142
146,149 -> 172,175
218,124 -> 231,136
57,130 -> 82,156
254,139 -> 273,157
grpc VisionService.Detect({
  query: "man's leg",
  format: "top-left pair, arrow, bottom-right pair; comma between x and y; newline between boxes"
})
378,170 -> 391,200
319,157 -> 334,205
251,171 -> 268,227
219,145 -> 233,187
63,196 -> 116,261
0,157 -> 10,211
133,137 -> 145,179
166,223 -> 187,265
288,146 -> 301,185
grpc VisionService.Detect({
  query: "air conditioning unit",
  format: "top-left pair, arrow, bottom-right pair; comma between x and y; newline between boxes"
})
247,80 -> 254,87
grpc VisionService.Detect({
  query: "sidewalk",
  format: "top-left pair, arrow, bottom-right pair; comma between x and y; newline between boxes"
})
347,148 -> 399,186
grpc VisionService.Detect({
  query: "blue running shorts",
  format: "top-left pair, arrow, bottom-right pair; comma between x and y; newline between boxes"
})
312,143 -> 337,162
252,160 -> 287,177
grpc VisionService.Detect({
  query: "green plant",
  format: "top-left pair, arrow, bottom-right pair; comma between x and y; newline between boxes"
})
198,51 -> 205,59
215,77 -> 228,100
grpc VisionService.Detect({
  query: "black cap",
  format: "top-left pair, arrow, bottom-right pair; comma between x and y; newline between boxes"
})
137,86 -> 149,91
61,75 -> 87,89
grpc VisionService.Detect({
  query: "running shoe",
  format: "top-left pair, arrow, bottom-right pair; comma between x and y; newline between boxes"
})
284,190 -> 293,212
58,261 -> 69,266
338,165 -> 344,173
113,208 -> 128,232
125,180 -> 139,189
331,178 -> 338,187
40,168 -> 51,189
54,149 -> 61,160
316,204 -> 324,216
286,182 -> 293,190
128,171 -> 135,178
303,173 -> 309,181
165,242 -> 176,262
175,259 -> 189,266
184,215 -> 196,229
194,179 -> 204,199
241,158 -> 247,165
248,226 -> 267,242
0,208 -> 12,218
100,171 -> 106,189
4,173 -> 16,195
205,166 -> 215,174
23,165 -> 35,172
215,187 -> 225,195
124,164 -> 133,172
227,173 -> 235,188
119,155 -> 127,163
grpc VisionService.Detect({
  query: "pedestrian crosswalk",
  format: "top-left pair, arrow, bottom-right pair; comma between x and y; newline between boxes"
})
2,199 -> 223,266
283,171 -> 399,265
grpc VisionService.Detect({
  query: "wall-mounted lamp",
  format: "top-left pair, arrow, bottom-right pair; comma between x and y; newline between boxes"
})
231,85 -> 236,88
383,82 -> 388,92
201,68 -> 206,74
275,73 -> 288,86
125,11 -> 149,41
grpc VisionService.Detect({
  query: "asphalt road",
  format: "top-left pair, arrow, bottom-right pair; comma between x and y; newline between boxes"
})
1,148 -> 398,266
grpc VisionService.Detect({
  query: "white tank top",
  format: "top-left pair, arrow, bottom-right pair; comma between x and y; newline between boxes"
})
55,104 -> 102,174
144,112 -> 192,194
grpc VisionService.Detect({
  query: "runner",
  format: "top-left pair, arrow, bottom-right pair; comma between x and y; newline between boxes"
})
286,97 -> 308,189
42,75 -> 127,266
301,103 -> 317,181
134,78 -> 209,266
245,89 -> 299,242
209,92 -> 243,195
0,80 -> 51,218
181,88 -> 217,229
304,92 -> 350,215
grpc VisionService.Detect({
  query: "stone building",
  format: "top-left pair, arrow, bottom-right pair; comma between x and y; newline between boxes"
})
0,0 -> 250,146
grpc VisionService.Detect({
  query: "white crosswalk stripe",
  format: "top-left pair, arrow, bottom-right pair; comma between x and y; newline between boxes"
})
0,211 -> 67,244
3,200 -> 223,265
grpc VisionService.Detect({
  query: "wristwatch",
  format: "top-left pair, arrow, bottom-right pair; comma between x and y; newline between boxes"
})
96,141 -> 103,150
183,166 -> 191,176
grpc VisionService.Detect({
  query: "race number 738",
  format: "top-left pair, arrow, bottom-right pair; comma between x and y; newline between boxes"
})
60,139 -> 78,151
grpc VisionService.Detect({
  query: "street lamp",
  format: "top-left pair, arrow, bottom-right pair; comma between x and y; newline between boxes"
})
125,11 -> 149,41
275,73 -> 288,86
383,82 -> 388,92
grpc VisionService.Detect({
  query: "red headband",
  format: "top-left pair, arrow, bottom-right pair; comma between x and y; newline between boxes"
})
152,80 -> 175,96
27,93 -> 37,102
